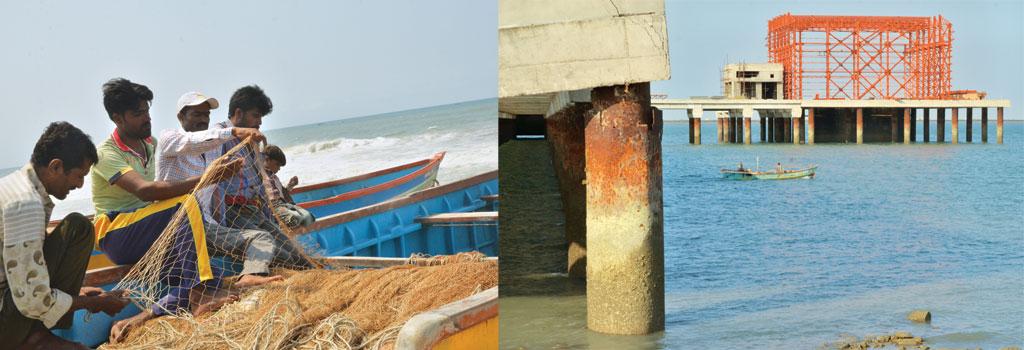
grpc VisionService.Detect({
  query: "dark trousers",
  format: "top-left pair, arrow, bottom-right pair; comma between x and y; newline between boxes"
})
0,213 -> 92,346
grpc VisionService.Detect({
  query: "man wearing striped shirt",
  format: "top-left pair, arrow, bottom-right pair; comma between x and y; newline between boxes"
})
1,122 -> 129,349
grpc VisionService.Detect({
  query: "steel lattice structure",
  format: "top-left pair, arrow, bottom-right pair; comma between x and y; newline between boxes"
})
768,14 -> 952,100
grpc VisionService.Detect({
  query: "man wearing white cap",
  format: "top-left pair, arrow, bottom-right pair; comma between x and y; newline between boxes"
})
157,91 -> 286,287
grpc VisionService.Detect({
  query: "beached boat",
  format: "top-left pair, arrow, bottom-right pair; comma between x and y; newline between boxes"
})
721,165 -> 817,180
56,171 -> 499,347
291,152 -> 445,218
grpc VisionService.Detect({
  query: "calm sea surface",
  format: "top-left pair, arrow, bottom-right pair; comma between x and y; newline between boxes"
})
500,121 -> 1024,349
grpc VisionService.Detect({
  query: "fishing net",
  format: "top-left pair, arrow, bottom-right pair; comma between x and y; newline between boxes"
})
112,138 -> 320,318
100,252 -> 497,350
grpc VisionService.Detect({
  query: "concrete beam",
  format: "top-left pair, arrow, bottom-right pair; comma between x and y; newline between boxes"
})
499,1 -> 670,98
651,98 -> 1013,111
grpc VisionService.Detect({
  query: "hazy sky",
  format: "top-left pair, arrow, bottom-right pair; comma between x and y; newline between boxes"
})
0,0 -> 496,168
653,0 -> 1024,120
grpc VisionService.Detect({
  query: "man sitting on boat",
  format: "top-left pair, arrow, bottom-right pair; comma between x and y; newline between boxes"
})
89,78 -> 243,343
262,145 -> 315,228
158,92 -> 297,288
214,86 -> 314,268
1,122 -> 130,350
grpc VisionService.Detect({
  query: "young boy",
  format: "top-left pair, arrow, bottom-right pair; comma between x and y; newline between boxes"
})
262,145 -> 315,228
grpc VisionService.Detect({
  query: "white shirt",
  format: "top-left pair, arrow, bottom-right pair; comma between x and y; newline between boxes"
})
156,127 -> 235,223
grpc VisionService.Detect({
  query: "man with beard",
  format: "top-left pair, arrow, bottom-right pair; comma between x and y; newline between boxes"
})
89,78 -> 240,343
157,91 -> 293,288
214,85 -> 314,269
0,122 -> 129,349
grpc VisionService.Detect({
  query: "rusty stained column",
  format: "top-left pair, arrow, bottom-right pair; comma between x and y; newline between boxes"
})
997,107 -> 1004,144
951,108 -> 959,144
687,116 -> 694,144
716,116 -> 723,143
807,108 -> 815,144
937,108 -> 946,143
966,108 -> 973,143
760,115 -> 767,143
545,103 -> 590,279
856,108 -> 864,144
743,107 -> 752,144
910,109 -> 917,142
585,83 -> 664,335
903,108 -> 911,144
722,113 -> 731,144
690,106 -> 703,145
982,108 -> 989,143
791,107 -> 801,144
923,108 -> 930,143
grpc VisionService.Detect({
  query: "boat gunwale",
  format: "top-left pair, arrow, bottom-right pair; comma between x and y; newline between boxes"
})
297,152 -> 446,209
292,152 -> 443,194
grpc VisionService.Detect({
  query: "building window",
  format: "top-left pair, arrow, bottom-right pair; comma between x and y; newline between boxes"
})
736,71 -> 758,78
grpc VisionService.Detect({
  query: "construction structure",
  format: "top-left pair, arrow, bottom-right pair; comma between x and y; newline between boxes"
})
660,13 -> 1010,145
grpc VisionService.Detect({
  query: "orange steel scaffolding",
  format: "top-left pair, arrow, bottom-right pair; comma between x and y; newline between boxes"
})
768,14 -> 952,100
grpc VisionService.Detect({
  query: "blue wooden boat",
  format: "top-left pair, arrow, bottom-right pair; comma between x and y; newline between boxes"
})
721,164 -> 817,180
55,170 -> 499,347
290,152 -> 445,218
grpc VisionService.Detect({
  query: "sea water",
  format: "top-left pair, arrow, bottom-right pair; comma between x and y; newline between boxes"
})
16,98 -> 496,219
500,121 -> 1023,349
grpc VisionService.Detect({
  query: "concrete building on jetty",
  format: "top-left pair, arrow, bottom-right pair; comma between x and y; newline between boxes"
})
660,13 -> 1010,145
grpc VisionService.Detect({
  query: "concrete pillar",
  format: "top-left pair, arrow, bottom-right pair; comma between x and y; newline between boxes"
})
585,83 -> 664,335
791,107 -> 801,144
760,115 -> 766,143
716,116 -> 723,143
692,107 -> 702,145
546,104 -> 589,279
966,108 -> 973,143
856,108 -> 864,144
784,115 -> 791,143
937,108 -> 945,143
903,108 -> 911,144
923,109 -> 930,143
735,114 -> 743,144
997,107 -> 1004,144
891,113 -> 899,143
951,108 -> 959,144
755,83 -> 763,100
688,117 -> 694,144
910,109 -> 917,142
807,108 -> 815,144
982,108 -> 989,143
743,107 -> 753,144
767,115 -> 774,143
723,113 -> 731,144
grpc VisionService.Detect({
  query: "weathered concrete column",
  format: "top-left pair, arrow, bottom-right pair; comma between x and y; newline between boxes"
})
692,106 -> 702,145
966,108 -> 973,143
791,107 -> 801,144
716,116 -> 723,143
937,108 -> 945,143
903,108 -> 911,144
807,108 -> 815,144
923,109 -> 930,142
913,108 -> 921,143
784,115 -> 792,143
997,107 -> 1004,144
951,108 -> 959,144
760,115 -> 766,143
767,115 -> 774,143
722,113 -> 731,144
546,104 -> 590,279
856,108 -> 864,144
982,108 -> 989,143
743,107 -> 752,144
687,117 -> 694,144
890,113 -> 899,143
734,114 -> 743,144
585,83 -> 664,335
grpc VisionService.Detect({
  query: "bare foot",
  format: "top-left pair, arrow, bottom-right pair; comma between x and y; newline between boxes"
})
192,294 -> 240,316
234,274 -> 285,289
108,310 -> 155,344
18,328 -> 89,350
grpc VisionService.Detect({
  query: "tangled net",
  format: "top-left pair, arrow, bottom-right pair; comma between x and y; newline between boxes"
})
101,252 -> 496,350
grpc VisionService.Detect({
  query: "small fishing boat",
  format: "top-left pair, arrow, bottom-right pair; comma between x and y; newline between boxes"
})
721,164 -> 817,180
56,171 -> 499,347
291,152 -> 445,218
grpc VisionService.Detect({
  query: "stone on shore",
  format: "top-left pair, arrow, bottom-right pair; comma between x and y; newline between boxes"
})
908,310 -> 932,323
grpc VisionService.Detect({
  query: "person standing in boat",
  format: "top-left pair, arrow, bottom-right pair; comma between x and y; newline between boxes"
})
214,85 -> 314,268
0,122 -> 130,350
88,78 -> 241,343
261,145 -> 315,228
157,92 -> 298,288
776,162 -> 783,174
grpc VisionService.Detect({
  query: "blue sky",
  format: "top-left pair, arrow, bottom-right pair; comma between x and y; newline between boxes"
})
653,0 -> 1024,120
0,0 -> 496,168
